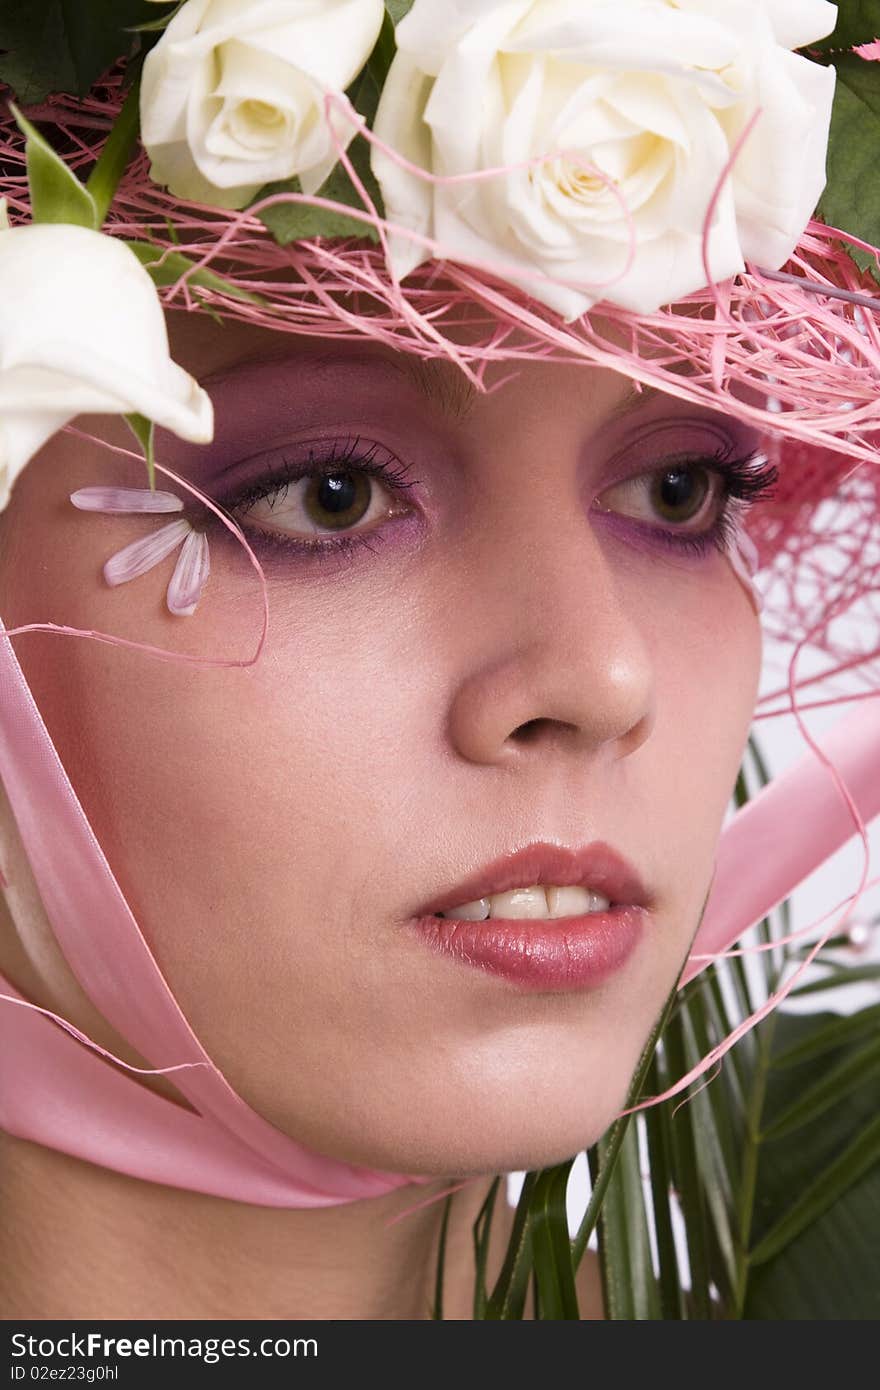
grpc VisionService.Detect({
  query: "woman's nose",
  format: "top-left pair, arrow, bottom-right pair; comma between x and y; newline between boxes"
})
446,493 -> 656,768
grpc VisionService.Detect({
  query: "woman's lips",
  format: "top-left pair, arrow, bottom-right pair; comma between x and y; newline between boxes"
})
409,904 -> 646,991
408,840 -> 652,991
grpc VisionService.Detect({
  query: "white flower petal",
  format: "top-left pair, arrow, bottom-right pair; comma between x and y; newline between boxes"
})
103,519 -> 192,587
166,528 -> 211,617
70,487 -> 184,514
372,0 -> 835,316
0,224 -> 214,513
761,0 -> 838,51
140,0 -> 384,207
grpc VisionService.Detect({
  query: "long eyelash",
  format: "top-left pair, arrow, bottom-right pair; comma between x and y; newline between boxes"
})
209,436 -> 420,561
640,446 -> 778,559
209,437 -> 778,565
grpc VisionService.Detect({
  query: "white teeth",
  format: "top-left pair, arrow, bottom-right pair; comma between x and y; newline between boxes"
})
438,884 -> 612,921
441,897 -> 490,921
491,887 -> 551,919
546,885 -> 604,918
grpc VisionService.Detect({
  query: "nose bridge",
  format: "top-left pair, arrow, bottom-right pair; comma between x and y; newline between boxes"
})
446,483 -> 657,764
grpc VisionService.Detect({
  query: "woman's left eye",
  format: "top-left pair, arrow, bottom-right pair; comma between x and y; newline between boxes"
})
590,440 -> 778,557
595,461 -> 723,533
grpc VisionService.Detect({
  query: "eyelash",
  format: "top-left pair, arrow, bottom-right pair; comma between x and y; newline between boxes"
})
211,436 -> 778,563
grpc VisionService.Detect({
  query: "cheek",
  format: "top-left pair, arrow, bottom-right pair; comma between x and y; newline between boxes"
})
643,565 -> 762,865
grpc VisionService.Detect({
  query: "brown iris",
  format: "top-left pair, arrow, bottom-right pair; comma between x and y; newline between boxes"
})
650,467 -> 710,524
303,471 -> 372,531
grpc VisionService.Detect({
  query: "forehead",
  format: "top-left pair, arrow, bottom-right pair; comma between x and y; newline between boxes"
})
165,307 -> 663,426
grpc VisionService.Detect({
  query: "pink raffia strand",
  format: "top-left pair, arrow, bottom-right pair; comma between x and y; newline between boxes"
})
0,992 -> 209,1077
3,70 -> 880,1175
853,40 -> 880,61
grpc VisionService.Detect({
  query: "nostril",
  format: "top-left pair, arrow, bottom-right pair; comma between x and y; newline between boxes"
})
511,717 -> 572,744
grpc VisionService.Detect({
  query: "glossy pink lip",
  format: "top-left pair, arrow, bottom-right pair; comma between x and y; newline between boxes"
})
414,840 -> 653,917
408,841 -> 653,992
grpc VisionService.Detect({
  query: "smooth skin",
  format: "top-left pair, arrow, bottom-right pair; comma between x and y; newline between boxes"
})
0,311 -> 762,1318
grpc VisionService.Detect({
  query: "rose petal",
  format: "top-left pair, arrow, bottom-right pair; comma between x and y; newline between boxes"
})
103,518 -> 191,586
166,527 -> 210,617
70,486 -> 184,514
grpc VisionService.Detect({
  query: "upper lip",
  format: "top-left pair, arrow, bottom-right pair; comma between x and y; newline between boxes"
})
414,840 -> 653,916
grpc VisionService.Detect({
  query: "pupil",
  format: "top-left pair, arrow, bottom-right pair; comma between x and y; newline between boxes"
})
318,473 -> 356,513
655,468 -> 706,520
304,469 -> 372,530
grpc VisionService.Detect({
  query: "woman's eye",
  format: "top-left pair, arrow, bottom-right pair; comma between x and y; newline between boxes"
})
233,465 -> 411,542
595,463 -> 722,531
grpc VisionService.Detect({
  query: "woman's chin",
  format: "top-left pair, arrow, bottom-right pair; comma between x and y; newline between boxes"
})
270,1097 -> 629,1181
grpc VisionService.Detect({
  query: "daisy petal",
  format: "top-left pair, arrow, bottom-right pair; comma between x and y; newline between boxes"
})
71,486 -> 184,513
166,528 -> 210,617
103,519 -> 191,586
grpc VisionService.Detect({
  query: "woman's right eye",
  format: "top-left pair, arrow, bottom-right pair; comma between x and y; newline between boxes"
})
237,467 -> 409,541
219,438 -> 421,553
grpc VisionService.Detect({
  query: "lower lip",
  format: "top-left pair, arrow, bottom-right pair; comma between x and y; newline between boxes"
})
409,906 -> 646,991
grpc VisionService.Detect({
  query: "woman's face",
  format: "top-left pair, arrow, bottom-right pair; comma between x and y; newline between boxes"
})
0,314 -> 762,1176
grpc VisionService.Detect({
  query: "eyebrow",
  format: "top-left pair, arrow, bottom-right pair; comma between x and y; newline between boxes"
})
213,346 -> 662,423
604,380 -> 662,421
380,357 -> 666,424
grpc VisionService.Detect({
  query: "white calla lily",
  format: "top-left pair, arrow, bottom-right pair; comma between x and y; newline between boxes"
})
0,223 -> 213,512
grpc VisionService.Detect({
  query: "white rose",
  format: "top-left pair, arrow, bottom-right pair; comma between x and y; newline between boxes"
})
371,0 -> 837,319
0,223 -> 213,512
140,0 -> 386,209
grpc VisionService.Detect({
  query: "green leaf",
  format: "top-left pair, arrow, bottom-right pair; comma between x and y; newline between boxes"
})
788,961 -> 880,997
0,0 -> 159,103
644,1053 -> 684,1317
760,1032 -> 880,1141
470,1177 -> 501,1320
126,2 -> 184,34
257,134 -> 386,246
124,241 -> 267,305
816,54 -> 880,286
483,1173 -> 537,1320
430,1193 -> 453,1320
125,413 -> 155,491
384,1 -> 414,24
367,11 -> 398,96
0,1 -> 75,105
59,0 -> 159,93
749,1115 -> 880,1268
742,1008 -> 880,1317
529,1162 -> 580,1320
10,102 -> 97,228
772,1002 -> 880,1068
806,1 -> 880,53
572,975 -> 680,1275
663,1012 -> 714,1317
85,72 -> 141,225
594,1122 -> 661,1319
